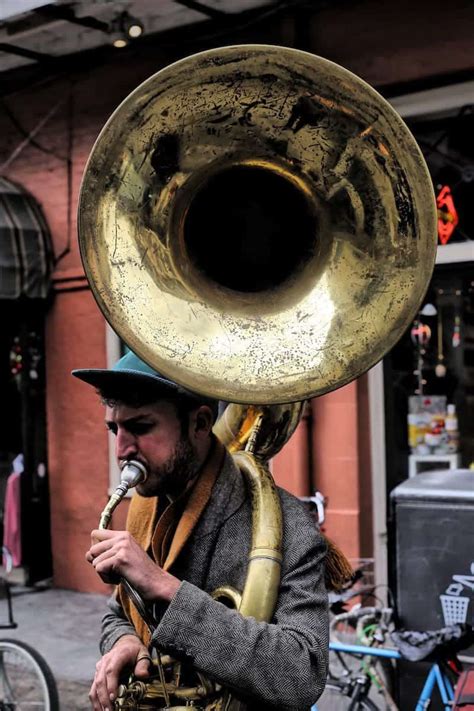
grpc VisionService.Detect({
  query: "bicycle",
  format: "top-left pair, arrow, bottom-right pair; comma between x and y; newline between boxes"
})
313,603 -> 473,710
328,604 -> 397,708
0,549 -> 59,710
300,502 -> 472,709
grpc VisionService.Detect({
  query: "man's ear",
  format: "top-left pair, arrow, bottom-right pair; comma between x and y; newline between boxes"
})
191,405 -> 214,438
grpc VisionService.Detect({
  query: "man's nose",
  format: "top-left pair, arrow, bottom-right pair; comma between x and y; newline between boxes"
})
116,429 -> 137,459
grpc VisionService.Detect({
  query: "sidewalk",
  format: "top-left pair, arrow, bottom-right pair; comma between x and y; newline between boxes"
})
1,585 -> 107,710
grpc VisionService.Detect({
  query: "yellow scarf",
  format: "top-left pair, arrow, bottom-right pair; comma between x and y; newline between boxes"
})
117,437 -> 225,645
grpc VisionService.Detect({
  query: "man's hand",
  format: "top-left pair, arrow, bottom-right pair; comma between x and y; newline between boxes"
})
86,529 -> 180,602
89,634 -> 151,711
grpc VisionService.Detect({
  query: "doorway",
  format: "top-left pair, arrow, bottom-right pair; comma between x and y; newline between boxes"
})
0,299 -> 52,585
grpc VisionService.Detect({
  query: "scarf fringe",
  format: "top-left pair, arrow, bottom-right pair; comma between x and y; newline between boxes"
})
322,533 -> 354,592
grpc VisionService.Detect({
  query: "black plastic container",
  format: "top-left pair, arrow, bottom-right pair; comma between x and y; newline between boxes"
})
391,468 -> 474,707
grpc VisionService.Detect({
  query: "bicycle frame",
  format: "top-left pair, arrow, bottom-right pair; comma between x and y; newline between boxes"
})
0,576 -> 17,631
312,641 -> 455,711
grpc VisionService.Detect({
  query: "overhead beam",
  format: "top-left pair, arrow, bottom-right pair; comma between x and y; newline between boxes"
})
0,42 -> 52,62
173,0 -> 228,20
33,5 -> 110,33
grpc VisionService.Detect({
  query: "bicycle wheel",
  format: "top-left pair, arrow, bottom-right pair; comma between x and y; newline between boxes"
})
314,681 -> 380,710
0,639 -> 59,710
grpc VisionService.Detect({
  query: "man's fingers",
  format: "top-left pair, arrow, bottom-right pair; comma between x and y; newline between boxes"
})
134,654 -> 152,679
89,680 -> 111,711
92,673 -> 110,710
90,640 -> 145,710
103,665 -> 120,705
87,532 -> 135,566
88,685 -> 99,711
86,539 -> 121,568
93,549 -> 123,585
89,677 -> 108,711
86,543 -> 110,565
88,539 -> 115,558
91,661 -> 118,711
91,548 -> 117,569
91,528 -> 117,542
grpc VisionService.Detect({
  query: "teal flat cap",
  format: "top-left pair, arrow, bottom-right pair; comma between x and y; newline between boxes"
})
73,350 -> 200,401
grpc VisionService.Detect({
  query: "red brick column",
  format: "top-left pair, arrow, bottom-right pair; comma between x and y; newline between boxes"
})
273,378 -> 373,565
46,283 -> 110,592
272,411 -> 311,497
311,378 -> 372,562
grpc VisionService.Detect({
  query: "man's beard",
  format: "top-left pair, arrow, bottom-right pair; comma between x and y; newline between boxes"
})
137,437 -> 200,498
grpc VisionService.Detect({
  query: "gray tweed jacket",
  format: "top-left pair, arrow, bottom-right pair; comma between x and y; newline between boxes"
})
101,450 -> 328,710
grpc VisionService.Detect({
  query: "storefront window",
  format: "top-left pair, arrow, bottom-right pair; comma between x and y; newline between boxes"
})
383,106 -> 474,490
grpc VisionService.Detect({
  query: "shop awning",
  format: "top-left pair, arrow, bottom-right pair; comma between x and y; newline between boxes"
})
0,176 -> 54,299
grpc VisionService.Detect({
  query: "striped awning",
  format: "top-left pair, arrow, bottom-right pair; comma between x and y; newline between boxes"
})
0,176 -> 54,299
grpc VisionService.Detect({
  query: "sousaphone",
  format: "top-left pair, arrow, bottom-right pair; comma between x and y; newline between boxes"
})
78,45 -> 437,710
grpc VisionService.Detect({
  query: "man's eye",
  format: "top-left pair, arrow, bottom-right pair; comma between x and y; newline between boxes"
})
128,423 -> 153,436
107,424 -> 118,436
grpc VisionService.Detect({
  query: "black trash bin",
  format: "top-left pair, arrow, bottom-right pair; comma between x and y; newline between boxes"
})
391,468 -> 474,708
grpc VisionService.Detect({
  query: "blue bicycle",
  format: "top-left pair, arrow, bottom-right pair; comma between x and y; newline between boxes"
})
312,603 -> 473,710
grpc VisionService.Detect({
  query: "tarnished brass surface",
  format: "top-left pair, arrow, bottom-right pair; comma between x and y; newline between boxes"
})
231,450 -> 283,620
115,669 -> 214,709
213,401 -> 304,459
79,45 -> 437,405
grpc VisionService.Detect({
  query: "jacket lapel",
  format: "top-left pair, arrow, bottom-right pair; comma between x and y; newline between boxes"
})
190,449 -> 247,540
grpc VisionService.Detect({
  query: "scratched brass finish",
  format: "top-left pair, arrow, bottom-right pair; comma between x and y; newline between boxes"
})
213,401 -> 304,459
79,45 -> 437,405
212,449 -> 283,617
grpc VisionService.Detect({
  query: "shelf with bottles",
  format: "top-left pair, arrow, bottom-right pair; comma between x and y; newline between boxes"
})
407,396 -> 460,457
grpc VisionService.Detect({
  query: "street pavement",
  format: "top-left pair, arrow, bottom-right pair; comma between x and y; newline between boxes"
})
1,585 -> 107,710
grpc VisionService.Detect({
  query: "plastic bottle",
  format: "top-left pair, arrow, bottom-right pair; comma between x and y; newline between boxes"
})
445,404 -> 459,453
407,413 -> 418,451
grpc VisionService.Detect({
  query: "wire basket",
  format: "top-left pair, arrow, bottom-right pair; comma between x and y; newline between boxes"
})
440,594 -> 470,625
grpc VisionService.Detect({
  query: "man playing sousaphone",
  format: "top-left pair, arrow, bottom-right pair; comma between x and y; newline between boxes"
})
74,38 -> 438,711
75,350 -> 331,710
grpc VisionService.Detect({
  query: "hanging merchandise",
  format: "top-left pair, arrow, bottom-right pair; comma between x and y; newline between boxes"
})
452,290 -> 463,348
452,313 -> 462,348
435,296 -> 446,377
411,320 -> 432,347
9,336 -> 23,389
436,185 -> 459,245
411,318 -> 431,395
27,331 -> 42,381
